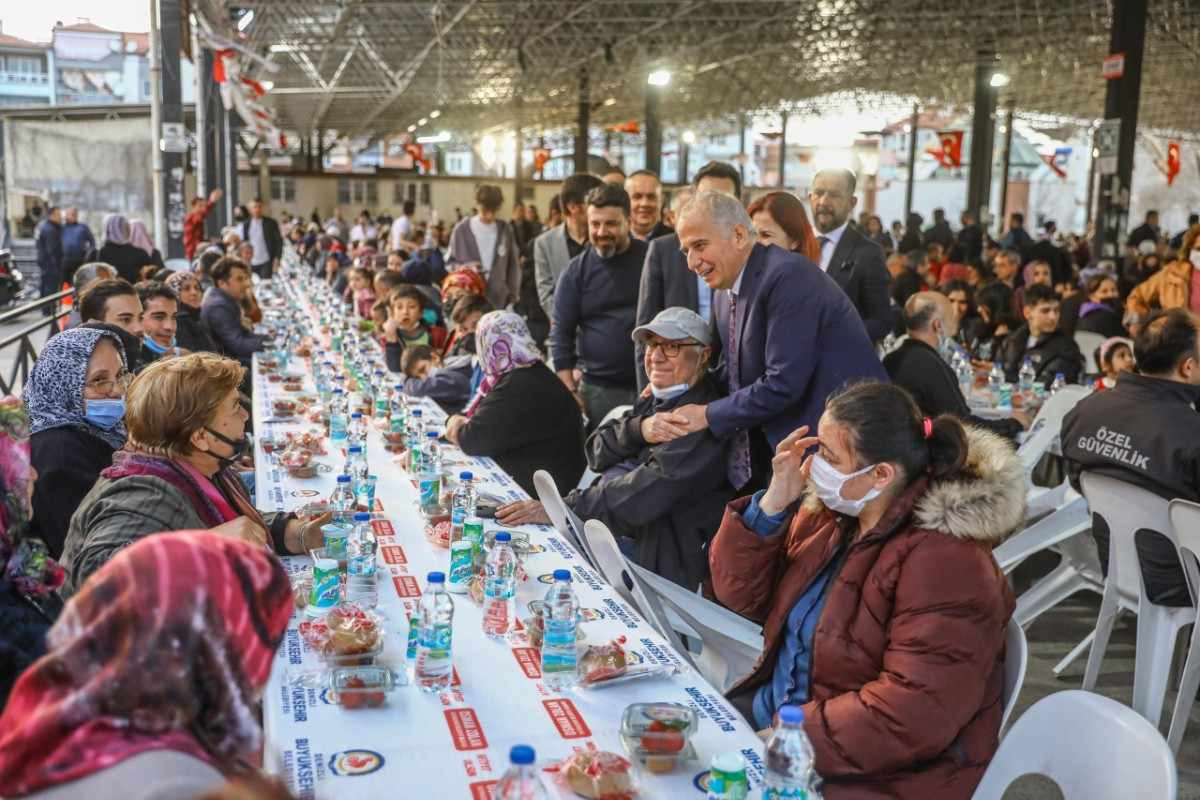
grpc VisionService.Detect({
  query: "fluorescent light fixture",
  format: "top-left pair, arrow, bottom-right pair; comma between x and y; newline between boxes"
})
603,97 -> 616,106
417,131 -> 451,144
237,9 -> 255,31
989,72 -> 1010,88
407,124 -> 417,132
647,69 -> 671,87
261,80 -> 274,91
269,44 -> 293,53
430,110 -> 441,119
418,117 -> 428,126
682,130 -> 696,144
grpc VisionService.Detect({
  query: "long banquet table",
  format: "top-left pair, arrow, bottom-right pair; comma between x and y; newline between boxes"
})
254,280 -> 767,798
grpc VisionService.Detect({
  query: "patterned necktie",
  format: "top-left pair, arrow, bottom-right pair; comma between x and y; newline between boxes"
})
818,235 -> 831,268
726,292 -> 752,490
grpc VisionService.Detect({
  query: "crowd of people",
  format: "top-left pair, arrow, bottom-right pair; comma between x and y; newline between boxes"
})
6,156 -> 1200,799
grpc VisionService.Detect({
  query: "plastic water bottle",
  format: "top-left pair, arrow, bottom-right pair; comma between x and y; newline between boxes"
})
956,358 -> 973,397
329,474 -> 355,526
483,532 -> 518,640
423,430 -> 443,477
416,571 -> 454,692
450,471 -> 477,541
541,569 -> 580,691
330,388 -> 349,445
406,408 -> 425,460
373,371 -> 390,418
1018,358 -> 1036,396
346,511 -> 378,607
1051,372 -> 1067,395
349,411 -> 366,449
988,361 -> 1005,396
495,745 -> 549,800
762,705 -> 821,800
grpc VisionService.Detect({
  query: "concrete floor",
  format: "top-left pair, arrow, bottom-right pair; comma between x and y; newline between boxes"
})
1008,551 -> 1200,798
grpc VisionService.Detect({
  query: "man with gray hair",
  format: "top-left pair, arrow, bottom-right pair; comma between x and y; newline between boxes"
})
653,190 -> 886,491
883,291 -> 1026,440
808,168 -> 892,341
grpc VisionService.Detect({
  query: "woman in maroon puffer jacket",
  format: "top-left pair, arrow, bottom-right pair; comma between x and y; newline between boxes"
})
710,381 -> 1024,800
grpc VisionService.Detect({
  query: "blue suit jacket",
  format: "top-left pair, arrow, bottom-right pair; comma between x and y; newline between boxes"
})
708,243 -> 887,449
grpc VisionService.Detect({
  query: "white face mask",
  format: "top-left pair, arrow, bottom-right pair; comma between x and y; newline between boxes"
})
649,382 -> 690,402
1190,250 -> 1200,269
809,454 -> 882,517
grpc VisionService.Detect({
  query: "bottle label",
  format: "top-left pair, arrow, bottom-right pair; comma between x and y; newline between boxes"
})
419,623 -> 452,659
542,619 -> 577,671
406,615 -> 419,659
484,577 -> 514,600
763,787 -> 807,800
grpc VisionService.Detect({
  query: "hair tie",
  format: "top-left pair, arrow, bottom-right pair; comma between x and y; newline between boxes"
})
923,417 -> 933,439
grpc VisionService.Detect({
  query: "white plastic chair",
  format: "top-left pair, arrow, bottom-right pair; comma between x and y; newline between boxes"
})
631,562 -> 764,693
1165,499 -> 1200,751
1080,472 -> 1194,729
533,469 -> 596,567
1001,618 -> 1028,734
1075,330 -> 1107,374
582,518 -> 677,644
972,690 -> 1177,800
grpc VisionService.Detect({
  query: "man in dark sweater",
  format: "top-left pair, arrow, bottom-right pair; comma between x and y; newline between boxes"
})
884,292 -> 1026,441
551,183 -> 648,431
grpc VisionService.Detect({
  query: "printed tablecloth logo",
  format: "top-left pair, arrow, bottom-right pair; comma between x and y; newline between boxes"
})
469,780 -> 499,800
328,749 -> 385,776
445,708 -> 489,750
542,698 -> 591,738
393,574 -> 421,597
512,646 -> 541,678
371,519 -> 395,537
381,544 -> 407,564
579,607 -> 606,622
289,489 -> 320,498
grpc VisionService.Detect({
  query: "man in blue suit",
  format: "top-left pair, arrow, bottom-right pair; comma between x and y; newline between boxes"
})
647,191 -> 886,491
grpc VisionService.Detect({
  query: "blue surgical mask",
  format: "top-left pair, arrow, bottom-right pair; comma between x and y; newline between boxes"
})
142,336 -> 176,355
649,382 -> 690,402
422,308 -> 438,326
84,398 -> 126,430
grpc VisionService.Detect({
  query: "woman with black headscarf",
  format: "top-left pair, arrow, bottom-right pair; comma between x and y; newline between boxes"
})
96,215 -> 154,284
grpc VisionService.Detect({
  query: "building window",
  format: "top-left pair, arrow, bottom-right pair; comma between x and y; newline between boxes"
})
338,178 -> 376,206
270,176 -> 295,203
393,182 -> 405,204
420,183 -> 431,206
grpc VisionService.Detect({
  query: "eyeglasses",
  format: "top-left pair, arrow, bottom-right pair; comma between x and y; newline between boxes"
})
85,370 -> 133,395
645,341 -> 703,358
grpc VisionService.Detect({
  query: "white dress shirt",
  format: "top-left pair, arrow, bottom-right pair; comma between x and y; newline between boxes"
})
817,220 -> 850,272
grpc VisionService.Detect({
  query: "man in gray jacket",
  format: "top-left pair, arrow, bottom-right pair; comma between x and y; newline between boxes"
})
533,172 -> 604,321
200,258 -> 265,367
446,184 -> 520,310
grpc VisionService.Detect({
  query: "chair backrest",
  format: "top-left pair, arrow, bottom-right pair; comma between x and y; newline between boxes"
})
1080,472 -> 1174,606
598,404 -> 633,428
582,519 -> 675,641
1001,618 -> 1027,733
1075,330 -> 1107,374
1015,383 -> 1089,474
1167,499 -> 1200,608
533,469 -> 596,566
971,690 -> 1177,800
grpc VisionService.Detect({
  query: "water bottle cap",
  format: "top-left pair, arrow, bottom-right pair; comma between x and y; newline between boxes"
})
778,704 -> 804,725
710,752 -> 746,773
393,384 -> 404,390
375,370 -> 384,376
459,471 -> 473,480
333,388 -> 344,395
426,431 -> 438,438
553,569 -> 571,582
336,474 -> 351,483
354,512 -> 370,521
509,745 -> 536,765
1055,372 -> 1064,379
351,412 -> 363,419
349,445 -> 362,453
426,571 -> 445,584
412,409 -> 422,416
494,532 -> 512,543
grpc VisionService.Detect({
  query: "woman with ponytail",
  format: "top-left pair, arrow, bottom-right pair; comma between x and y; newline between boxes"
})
710,381 -> 1025,799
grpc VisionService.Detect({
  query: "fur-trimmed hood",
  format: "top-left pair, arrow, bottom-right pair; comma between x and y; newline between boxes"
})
912,425 -> 1026,545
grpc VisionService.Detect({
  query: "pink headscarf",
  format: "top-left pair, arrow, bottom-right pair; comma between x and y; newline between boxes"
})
464,310 -> 543,416
129,220 -> 155,255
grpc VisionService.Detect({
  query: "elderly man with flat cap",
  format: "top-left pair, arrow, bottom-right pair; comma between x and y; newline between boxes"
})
498,306 -> 734,589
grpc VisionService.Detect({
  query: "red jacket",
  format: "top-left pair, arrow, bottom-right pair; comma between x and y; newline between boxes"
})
710,427 -> 1023,800
184,200 -> 215,260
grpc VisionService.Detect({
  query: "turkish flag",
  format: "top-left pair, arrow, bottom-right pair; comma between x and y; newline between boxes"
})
533,148 -> 551,174
930,130 -> 964,168
1167,142 -> 1181,186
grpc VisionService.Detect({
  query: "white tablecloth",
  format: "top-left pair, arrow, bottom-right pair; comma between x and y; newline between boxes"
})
254,298 -> 766,798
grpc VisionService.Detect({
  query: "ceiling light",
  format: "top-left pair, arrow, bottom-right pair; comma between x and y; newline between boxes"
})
269,44 -> 294,53
407,124 -> 417,132
682,130 -> 696,144
989,72 -> 1010,88
430,110 -> 441,119
603,97 -> 616,106
236,9 -> 255,31
418,117 -> 428,126
260,80 -> 274,91
417,131 -> 452,144
647,69 -> 671,87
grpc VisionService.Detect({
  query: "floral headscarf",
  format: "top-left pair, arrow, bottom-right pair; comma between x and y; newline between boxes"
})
129,219 -> 155,255
0,399 -> 62,599
23,327 -> 128,450
464,310 -> 543,416
441,267 -> 488,299
0,532 -> 292,796
102,214 -> 131,246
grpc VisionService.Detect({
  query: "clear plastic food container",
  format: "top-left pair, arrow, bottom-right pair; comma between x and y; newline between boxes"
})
619,702 -> 699,774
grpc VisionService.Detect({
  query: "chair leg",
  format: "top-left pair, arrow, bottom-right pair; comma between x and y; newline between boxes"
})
1131,604 -> 1181,728
1013,563 -> 1093,627
1051,627 -> 1097,676
1082,585 -> 1121,691
1167,619 -> 1200,752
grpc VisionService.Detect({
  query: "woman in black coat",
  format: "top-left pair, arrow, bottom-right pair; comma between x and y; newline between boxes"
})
23,328 -> 128,560
96,214 -> 154,284
1076,274 -> 1128,339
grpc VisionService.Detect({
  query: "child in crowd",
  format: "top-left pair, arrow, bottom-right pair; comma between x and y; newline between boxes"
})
370,297 -> 389,334
383,285 -> 446,372
399,344 -> 472,414
1095,336 -> 1135,391
344,266 -> 376,318
444,293 -> 492,357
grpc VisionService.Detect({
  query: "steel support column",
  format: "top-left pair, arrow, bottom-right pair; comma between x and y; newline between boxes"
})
156,0 -> 186,259
904,104 -> 919,219
1093,0 -> 1147,261
966,57 -> 998,224
574,70 -> 589,174
997,103 -> 1015,237
645,83 -> 663,176
777,112 -> 787,188
738,114 -> 747,188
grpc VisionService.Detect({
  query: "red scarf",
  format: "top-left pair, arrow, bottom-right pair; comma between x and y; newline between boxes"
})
0,532 -> 291,795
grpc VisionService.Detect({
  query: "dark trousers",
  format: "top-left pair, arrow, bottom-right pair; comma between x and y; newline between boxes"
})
252,261 -> 274,280
579,379 -> 636,434
39,266 -> 61,316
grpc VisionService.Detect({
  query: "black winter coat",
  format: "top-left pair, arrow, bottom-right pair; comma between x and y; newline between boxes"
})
997,324 -> 1084,388
175,302 -> 220,354
0,585 -> 61,711
29,426 -> 116,560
